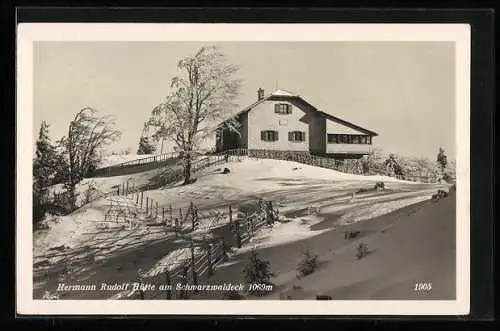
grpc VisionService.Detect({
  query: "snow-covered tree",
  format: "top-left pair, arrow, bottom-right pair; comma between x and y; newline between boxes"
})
147,46 -> 241,185
243,249 -> 274,296
384,154 -> 404,176
33,122 -> 57,198
58,108 -> 121,209
437,147 -> 448,171
33,121 -> 63,223
361,147 -> 385,174
137,136 -> 156,155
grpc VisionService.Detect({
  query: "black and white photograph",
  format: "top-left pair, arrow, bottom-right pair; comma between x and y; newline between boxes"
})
17,23 -> 471,315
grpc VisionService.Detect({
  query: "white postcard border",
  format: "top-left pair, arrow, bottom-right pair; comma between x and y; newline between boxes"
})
17,23 -> 471,316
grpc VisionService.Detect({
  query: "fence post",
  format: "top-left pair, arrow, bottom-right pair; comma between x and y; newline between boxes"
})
117,187 -> 120,196
229,205 -> 233,222
234,220 -> 241,248
136,192 -> 139,205
192,204 -> 199,232
179,208 -> 183,222
156,201 -> 159,220
247,218 -> 252,238
146,197 -> 149,214
207,243 -> 213,277
190,240 -> 198,291
180,265 -> 188,299
165,269 -> 172,300
140,192 -> 144,207
125,181 -> 129,195
162,207 -> 165,223
122,182 -> 125,195
169,205 -> 173,224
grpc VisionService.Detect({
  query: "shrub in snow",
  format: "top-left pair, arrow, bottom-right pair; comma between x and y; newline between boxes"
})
297,249 -> 319,278
356,242 -> 369,260
344,230 -> 360,239
316,294 -> 333,300
48,190 -> 75,215
81,180 -> 98,205
308,204 -> 321,215
374,182 -> 385,190
243,249 -> 275,296
222,167 -> 231,174
432,189 -> 449,202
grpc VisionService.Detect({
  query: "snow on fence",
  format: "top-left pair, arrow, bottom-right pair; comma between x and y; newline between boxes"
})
86,152 -> 183,178
112,236 -> 228,300
112,198 -> 280,300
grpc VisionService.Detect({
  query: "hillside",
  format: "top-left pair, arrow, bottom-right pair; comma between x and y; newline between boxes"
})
33,156 -> 450,300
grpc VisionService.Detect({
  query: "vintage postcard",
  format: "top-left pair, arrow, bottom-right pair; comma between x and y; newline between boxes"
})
17,23 -> 470,315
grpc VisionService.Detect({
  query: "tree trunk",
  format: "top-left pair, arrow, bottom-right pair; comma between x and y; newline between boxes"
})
183,153 -> 192,185
66,180 -> 78,211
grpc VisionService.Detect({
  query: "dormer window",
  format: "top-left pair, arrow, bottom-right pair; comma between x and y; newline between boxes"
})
275,103 -> 292,114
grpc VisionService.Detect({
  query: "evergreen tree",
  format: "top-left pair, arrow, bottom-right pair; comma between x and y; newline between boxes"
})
436,148 -> 450,182
33,121 -> 59,222
137,136 -> 156,155
437,148 -> 448,171
243,249 -> 274,296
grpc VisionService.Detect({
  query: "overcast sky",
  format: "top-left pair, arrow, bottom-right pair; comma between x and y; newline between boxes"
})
33,41 -> 455,160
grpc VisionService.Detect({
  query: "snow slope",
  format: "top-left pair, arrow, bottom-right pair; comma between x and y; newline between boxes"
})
34,156 -> 447,299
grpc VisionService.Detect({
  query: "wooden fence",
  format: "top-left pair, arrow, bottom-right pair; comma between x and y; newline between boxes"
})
113,199 -> 279,300
86,152 -> 183,178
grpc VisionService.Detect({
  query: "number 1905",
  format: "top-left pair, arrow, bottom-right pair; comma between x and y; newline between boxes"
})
414,283 -> 432,291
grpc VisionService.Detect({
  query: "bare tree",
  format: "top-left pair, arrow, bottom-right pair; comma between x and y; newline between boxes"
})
147,46 -> 241,185
58,107 -> 121,208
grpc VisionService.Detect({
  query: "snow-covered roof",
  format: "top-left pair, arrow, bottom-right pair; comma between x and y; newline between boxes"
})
271,89 -> 298,97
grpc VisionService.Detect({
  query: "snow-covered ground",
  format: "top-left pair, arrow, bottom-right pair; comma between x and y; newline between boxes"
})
33,156 -> 449,300
142,246 -> 204,278
36,158 -> 444,258
233,194 -> 433,254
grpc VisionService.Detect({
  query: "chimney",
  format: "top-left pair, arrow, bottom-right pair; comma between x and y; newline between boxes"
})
257,88 -> 264,101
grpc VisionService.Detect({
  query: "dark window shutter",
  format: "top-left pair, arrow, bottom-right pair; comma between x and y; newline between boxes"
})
302,132 -> 306,141
275,104 -> 280,113
287,104 -> 292,114
275,131 -> 279,141
261,131 -> 265,140
288,132 -> 293,141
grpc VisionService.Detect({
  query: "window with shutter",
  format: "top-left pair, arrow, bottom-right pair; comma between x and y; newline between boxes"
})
289,131 -> 306,142
275,103 -> 292,114
261,130 -> 279,142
